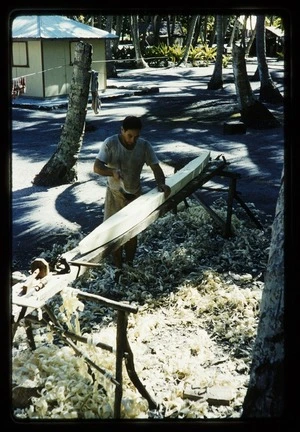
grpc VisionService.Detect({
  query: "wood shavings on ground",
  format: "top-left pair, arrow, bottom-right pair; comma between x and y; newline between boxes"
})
12,198 -> 272,420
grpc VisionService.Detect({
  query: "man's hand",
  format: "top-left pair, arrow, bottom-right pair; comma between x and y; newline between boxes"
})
112,168 -> 122,180
158,184 -> 171,198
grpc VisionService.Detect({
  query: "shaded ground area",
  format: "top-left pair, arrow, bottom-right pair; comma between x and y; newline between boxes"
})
11,60 -> 285,272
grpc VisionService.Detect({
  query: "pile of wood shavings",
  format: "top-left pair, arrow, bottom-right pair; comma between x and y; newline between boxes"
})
12,198 -> 272,420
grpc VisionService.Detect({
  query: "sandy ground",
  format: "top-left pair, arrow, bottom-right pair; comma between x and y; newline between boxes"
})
11,60 -> 285,272
8,59 -> 289,426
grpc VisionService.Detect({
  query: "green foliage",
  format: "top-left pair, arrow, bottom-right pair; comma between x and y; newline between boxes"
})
188,46 -> 202,66
144,44 -> 169,66
276,51 -> 284,60
222,54 -> 231,68
145,43 -> 222,67
168,44 -> 184,63
144,43 -> 183,65
265,16 -> 283,29
145,43 -> 169,58
188,45 -> 231,68
188,44 -> 217,66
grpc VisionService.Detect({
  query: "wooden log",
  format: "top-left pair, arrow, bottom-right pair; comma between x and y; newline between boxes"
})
206,385 -> 235,406
223,121 -> 246,135
78,151 -> 210,255
76,290 -> 138,314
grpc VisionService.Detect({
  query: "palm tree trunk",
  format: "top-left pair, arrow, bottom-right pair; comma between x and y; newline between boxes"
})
256,15 -> 284,103
33,41 -> 92,186
130,15 -> 148,69
228,17 -> 239,48
242,169 -> 284,417
105,15 -> 118,78
232,43 -> 280,129
207,15 -> 224,89
178,15 -> 199,66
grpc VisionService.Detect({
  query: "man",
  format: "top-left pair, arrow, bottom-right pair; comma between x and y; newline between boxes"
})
93,116 -> 171,272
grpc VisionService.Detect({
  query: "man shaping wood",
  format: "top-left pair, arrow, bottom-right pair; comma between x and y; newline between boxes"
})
93,115 -> 171,272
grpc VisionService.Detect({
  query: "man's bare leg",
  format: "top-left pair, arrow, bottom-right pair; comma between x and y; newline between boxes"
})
112,247 -> 123,269
124,236 -> 137,265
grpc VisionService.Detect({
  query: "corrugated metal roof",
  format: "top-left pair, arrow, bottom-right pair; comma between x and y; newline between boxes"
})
237,16 -> 284,37
12,15 -> 118,40
265,26 -> 284,38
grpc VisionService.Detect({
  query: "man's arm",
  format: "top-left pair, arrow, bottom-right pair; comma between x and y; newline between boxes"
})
93,159 -> 120,180
150,163 -> 171,198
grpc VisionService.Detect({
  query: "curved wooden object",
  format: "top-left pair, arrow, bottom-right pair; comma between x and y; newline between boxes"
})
78,151 -> 211,255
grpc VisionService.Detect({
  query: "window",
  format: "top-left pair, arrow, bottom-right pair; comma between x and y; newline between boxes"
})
12,42 -> 29,67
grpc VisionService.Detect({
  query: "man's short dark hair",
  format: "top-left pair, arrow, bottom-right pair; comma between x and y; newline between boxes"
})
122,116 -> 142,131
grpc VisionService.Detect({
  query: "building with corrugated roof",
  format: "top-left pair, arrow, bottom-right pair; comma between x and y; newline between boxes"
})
11,14 -> 118,98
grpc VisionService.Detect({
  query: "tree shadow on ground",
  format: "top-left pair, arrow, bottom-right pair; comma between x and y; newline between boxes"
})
54,178 -> 104,233
11,64 -> 285,271
11,177 -> 104,271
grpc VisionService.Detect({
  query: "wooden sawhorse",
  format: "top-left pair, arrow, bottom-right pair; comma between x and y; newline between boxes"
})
12,280 -> 161,419
171,156 -> 263,238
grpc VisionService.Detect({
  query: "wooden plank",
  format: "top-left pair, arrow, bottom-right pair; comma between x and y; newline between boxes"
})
192,192 -> 227,228
78,152 -> 210,255
66,210 -> 161,275
12,278 -> 67,309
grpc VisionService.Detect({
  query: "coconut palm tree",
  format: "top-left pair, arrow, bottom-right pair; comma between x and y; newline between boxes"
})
242,169 -> 284,417
207,15 -> 224,90
232,43 -> 281,129
33,41 -> 92,186
177,15 -> 199,66
130,15 -> 148,69
256,14 -> 284,104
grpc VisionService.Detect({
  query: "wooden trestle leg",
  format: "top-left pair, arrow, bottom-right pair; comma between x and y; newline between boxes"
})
114,310 -> 159,418
114,310 -> 126,418
225,176 -> 236,238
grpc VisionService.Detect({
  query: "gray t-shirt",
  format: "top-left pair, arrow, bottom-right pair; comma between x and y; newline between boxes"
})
96,134 -> 159,194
